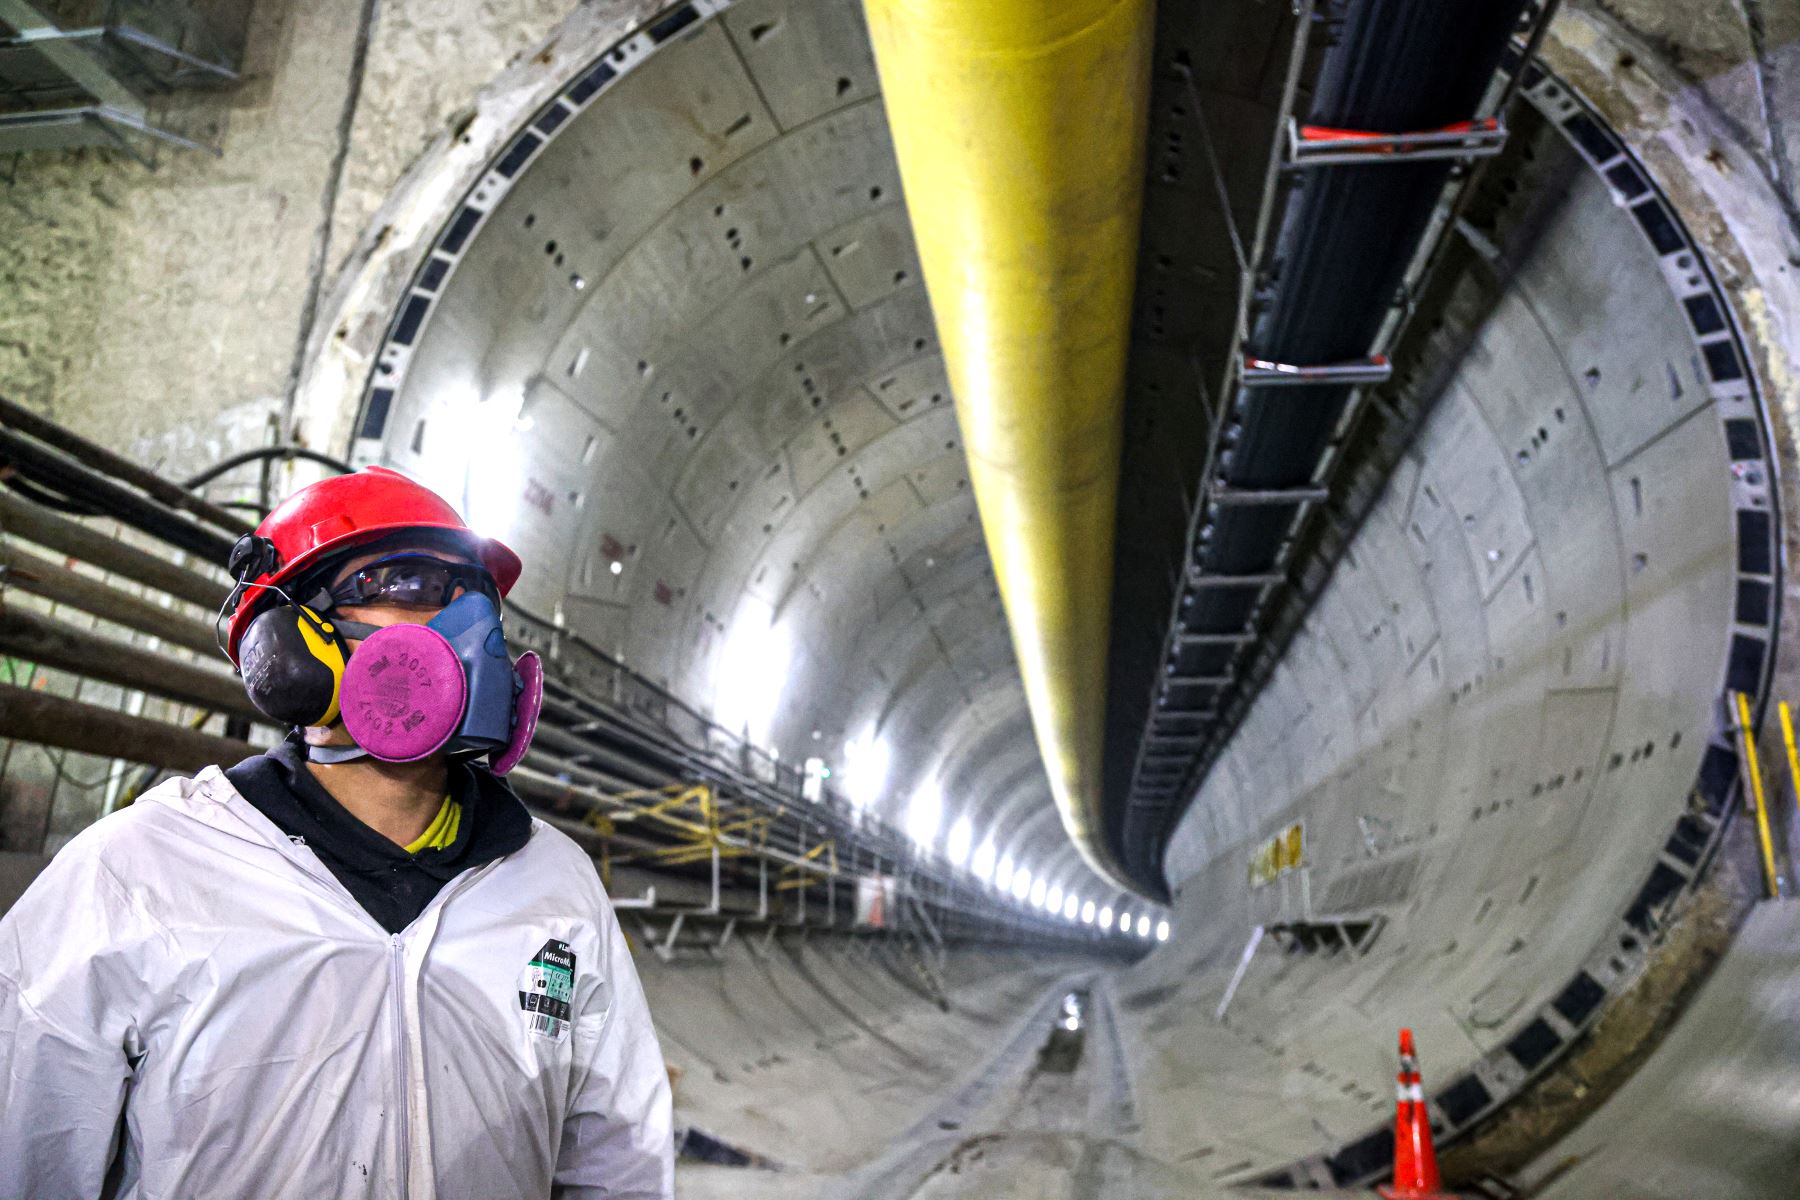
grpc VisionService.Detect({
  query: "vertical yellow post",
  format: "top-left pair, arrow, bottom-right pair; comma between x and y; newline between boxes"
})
1734,691 -> 1780,899
1780,701 -> 1800,820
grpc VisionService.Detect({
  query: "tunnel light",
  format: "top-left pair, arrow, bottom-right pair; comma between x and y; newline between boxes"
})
1116,910 -> 1130,932
842,731 -> 891,810
1156,919 -> 1170,942
972,838 -> 996,883
1029,877 -> 1047,908
1046,885 -> 1063,914
1098,906 -> 1113,929
414,380 -> 533,540
906,780 -> 942,847
947,816 -> 973,868
609,560 -> 623,576
1063,893 -> 1079,921
1011,866 -> 1032,902
714,601 -> 791,748
1081,900 -> 1096,924
995,853 -> 1014,892
1136,914 -> 1151,938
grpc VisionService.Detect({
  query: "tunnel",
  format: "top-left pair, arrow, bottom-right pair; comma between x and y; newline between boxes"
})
2,0 -> 1799,1197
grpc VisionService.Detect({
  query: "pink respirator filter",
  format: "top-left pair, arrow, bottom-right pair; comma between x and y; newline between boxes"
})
490,650 -> 543,776
339,624 -> 469,762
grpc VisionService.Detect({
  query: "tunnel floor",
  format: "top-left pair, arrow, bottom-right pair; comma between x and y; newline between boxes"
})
653,926 -> 1402,1198
663,884 -> 1800,1199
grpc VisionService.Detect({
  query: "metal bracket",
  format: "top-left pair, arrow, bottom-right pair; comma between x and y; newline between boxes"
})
1165,673 -> 1233,688
610,884 -> 657,910
0,104 -> 216,160
1242,353 -> 1393,386
651,912 -> 685,962
1211,483 -> 1331,506
1187,570 -> 1285,589
1284,116 -> 1507,168
1176,630 -> 1255,646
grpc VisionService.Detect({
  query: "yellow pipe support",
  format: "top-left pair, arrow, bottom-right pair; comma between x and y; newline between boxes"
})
1734,691 -> 1780,900
1780,701 -> 1800,820
863,0 -> 1153,891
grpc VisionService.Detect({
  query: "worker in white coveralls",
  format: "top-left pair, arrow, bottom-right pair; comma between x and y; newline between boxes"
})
0,467 -> 674,1199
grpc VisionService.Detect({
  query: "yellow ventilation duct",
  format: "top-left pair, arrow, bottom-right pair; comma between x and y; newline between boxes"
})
863,0 -> 1152,890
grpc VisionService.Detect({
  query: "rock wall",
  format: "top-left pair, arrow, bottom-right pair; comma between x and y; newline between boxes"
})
0,0 -> 579,494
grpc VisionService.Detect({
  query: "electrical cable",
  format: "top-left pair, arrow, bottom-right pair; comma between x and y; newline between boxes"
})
1,472 -> 103,517
183,446 -> 355,490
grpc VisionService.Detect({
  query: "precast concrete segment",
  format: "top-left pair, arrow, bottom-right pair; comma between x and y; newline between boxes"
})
1518,899 -> 1800,1198
1144,73 -> 1780,1186
861,0 -> 1154,892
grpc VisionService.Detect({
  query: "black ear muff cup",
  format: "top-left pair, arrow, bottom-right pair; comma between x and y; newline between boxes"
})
238,605 -> 349,728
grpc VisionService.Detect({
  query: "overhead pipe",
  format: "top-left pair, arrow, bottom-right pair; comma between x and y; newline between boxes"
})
0,490 -> 231,610
0,425 -> 239,562
0,600 -> 256,717
0,541 -> 222,656
862,0 -> 1152,890
0,683 -> 253,773
0,395 -> 251,538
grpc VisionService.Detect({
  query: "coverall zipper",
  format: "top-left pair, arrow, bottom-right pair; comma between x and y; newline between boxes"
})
390,933 -> 411,1199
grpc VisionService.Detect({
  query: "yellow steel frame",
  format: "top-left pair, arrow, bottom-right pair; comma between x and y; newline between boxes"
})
777,838 -> 839,891
1779,700 -> 1800,822
863,0 -> 1153,891
1734,691 -> 1780,900
590,783 -> 773,868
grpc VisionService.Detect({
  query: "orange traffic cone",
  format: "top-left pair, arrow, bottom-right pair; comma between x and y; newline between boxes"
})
1377,1028 -> 1451,1199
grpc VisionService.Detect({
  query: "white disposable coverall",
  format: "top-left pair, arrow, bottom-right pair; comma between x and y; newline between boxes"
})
0,765 -> 674,1199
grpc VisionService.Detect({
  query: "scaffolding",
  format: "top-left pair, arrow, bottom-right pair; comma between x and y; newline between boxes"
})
0,0 -> 241,160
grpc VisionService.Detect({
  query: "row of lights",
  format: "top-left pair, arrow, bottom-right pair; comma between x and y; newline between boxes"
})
939,815 -> 1168,941
883,749 -> 1171,942
710,659 -> 1174,943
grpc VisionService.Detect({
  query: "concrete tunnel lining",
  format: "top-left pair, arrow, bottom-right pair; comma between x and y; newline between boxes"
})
331,0 -> 1130,912
267,0 -> 1794,1192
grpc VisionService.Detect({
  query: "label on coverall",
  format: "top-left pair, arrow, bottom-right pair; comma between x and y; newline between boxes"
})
518,939 -> 576,1042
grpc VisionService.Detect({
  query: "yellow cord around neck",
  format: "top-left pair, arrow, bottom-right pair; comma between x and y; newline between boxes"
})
404,795 -> 460,854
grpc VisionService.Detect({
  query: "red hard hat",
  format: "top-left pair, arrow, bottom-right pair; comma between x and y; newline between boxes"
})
223,466 -> 521,663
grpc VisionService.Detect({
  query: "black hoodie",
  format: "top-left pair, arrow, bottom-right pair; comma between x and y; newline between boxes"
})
225,734 -> 533,933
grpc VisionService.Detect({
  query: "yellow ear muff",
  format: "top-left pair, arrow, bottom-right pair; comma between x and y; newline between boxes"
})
293,605 -> 347,727
238,602 -> 351,729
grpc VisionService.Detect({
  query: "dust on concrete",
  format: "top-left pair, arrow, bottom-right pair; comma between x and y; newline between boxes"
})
1438,817 -> 1758,1184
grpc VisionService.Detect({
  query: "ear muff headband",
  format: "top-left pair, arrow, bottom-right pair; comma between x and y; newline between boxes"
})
238,603 -> 350,728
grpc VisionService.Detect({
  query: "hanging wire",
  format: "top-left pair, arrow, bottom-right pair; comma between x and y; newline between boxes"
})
182,445 -> 354,490
1174,62 -> 1249,279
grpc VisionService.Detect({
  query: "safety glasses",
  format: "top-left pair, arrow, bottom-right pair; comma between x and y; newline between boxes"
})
324,554 -> 501,613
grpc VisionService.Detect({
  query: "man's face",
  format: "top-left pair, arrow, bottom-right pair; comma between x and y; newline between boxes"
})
303,540 -> 484,745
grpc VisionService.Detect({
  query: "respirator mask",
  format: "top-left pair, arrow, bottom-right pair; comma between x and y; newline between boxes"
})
229,550 -> 543,773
